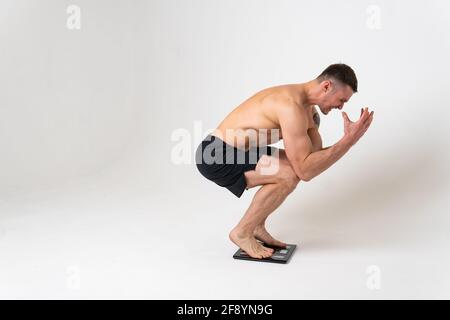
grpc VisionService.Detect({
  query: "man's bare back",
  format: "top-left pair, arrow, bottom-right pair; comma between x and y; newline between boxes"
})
211,84 -> 320,151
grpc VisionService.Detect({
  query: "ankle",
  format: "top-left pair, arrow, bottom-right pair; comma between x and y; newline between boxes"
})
231,225 -> 254,238
254,224 -> 265,231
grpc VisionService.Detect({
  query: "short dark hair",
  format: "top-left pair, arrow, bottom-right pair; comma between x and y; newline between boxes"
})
317,63 -> 358,93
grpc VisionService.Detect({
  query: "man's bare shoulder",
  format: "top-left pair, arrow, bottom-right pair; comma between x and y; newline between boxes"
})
273,99 -> 309,127
252,85 -> 293,103
257,85 -> 307,110
239,83 -> 310,126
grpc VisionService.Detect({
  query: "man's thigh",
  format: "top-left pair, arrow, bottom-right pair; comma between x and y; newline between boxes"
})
244,149 -> 298,189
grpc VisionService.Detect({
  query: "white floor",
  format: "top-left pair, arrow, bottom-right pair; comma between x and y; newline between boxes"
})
1,143 -> 449,300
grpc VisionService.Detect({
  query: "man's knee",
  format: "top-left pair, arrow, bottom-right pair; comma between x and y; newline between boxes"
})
277,170 -> 300,193
286,175 -> 300,192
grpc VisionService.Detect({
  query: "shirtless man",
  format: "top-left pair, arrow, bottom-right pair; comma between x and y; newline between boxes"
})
195,64 -> 374,259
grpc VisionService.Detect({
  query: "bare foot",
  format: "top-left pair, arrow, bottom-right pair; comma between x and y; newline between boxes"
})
229,228 -> 274,259
253,225 -> 287,248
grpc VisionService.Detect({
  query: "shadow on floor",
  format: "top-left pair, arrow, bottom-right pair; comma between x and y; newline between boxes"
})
280,142 -> 449,252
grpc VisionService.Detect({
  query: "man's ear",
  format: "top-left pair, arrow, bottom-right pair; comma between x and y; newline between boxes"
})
321,80 -> 331,93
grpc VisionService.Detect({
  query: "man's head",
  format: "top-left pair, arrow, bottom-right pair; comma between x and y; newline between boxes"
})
315,63 -> 358,115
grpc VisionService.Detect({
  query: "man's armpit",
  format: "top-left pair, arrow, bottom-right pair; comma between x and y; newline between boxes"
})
313,109 -> 320,128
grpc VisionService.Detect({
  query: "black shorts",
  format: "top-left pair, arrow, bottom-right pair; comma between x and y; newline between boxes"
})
195,134 -> 278,198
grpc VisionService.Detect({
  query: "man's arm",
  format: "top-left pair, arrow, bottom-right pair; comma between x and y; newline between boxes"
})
308,128 -> 329,152
297,135 -> 353,181
278,104 -> 373,182
308,107 -> 330,152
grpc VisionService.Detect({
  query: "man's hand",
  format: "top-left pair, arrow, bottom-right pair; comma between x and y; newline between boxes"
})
342,107 -> 374,146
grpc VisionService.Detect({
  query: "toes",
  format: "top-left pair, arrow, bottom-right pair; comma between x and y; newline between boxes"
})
262,243 -> 274,252
254,230 -> 287,249
248,252 -> 263,259
256,247 -> 270,258
262,245 -> 274,253
261,247 -> 273,256
232,233 -> 278,259
265,247 -> 275,254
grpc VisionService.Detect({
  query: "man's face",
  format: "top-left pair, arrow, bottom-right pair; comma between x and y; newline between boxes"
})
317,81 -> 354,115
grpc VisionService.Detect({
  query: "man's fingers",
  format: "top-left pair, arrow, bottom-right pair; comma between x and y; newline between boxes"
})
360,108 -> 372,124
342,111 -> 351,123
366,111 -> 374,125
364,114 -> 374,130
362,107 -> 370,121
358,108 -> 367,121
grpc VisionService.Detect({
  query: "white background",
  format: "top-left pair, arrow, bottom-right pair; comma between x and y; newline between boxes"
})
1,0 -> 449,299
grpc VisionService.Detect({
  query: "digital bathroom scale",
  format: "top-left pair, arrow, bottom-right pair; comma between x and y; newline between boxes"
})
233,243 -> 297,264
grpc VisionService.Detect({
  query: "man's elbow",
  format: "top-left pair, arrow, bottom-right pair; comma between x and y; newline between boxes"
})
291,158 -> 310,182
300,172 -> 312,182
298,171 -> 313,182
295,164 -> 312,182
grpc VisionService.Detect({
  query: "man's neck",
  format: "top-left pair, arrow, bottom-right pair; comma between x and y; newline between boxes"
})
298,80 -> 321,107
